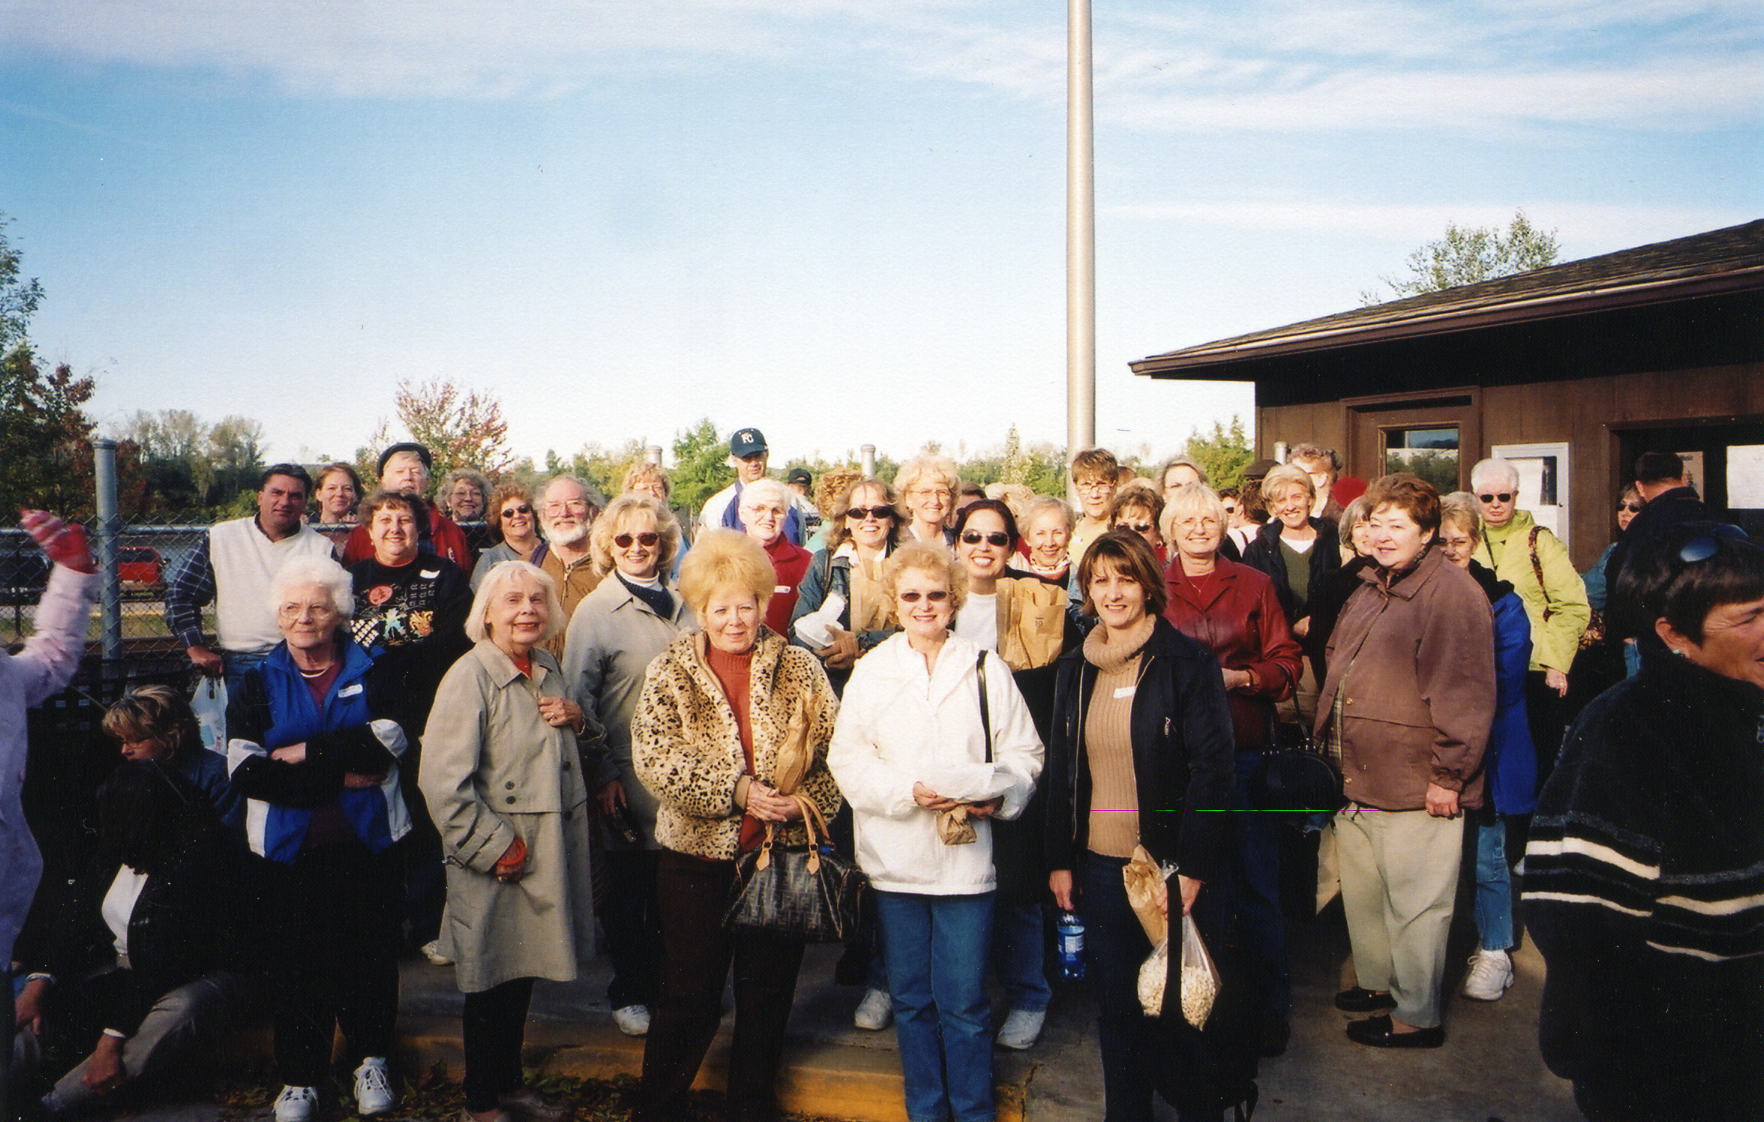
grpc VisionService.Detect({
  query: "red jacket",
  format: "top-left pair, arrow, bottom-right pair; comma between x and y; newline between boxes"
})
1162,558 -> 1302,749
762,536 -> 813,638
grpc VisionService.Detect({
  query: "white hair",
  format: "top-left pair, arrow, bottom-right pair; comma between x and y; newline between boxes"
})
1159,483 -> 1228,545
465,560 -> 564,644
738,477 -> 790,512
268,556 -> 355,619
1470,457 -> 1519,493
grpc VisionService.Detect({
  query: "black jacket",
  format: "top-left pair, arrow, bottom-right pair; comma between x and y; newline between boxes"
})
1240,518 -> 1340,642
1602,486 -> 1711,634
1043,617 -> 1235,884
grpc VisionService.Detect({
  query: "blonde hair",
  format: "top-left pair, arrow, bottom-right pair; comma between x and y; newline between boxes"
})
621,461 -> 672,500
1159,483 -> 1227,545
881,540 -> 968,613
1262,463 -> 1316,504
678,529 -> 776,617
1440,492 -> 1483,545
590,494 -> 683,577
102,685 -> 199,760
985,482 -> 1036,520
814,467 -> 865,520
466,561 -> 565,644
893,454 -> 960,508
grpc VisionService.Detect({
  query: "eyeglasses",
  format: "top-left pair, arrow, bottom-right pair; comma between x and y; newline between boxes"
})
1221,504 -> 1238,514
846,505 -> 895,521
907,488 -> 951,500
960,530 -> 1011,547
500,505 -> 532,517
1075,480 -> 1114,494
1677,524 -> 1749,564
897,589 -> 950,603
613,532 -> 660,548
543,500 -> 589,514
1478,493 -> 1514,504
1117,521 -> 1155,534
1618,502 -> 1644,514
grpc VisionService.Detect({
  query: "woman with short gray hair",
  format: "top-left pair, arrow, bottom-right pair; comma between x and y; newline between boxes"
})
894,455 -> 960,545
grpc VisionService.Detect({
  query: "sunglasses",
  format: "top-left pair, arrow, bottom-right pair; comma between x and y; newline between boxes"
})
897,589 -> 950,603
613,532 -> 660,548
501,504 -> 532,517
960,530 -> 1011,547
1677,524 -> 1749,564
1478,493 -> 1514,504
846,505 -> 895,521
1618,502 -> 1644,514
1117,521 -> 1155,534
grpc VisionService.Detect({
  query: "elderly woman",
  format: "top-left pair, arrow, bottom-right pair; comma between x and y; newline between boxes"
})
1242,464 -> 1340,730
225,555 -> 413,1122
1045,530 -> 1238,1120
1525,522 -> 1763,1118
100,684 -> 242,828
1469,457 -> 1589,773
1158,455 -> 1208,500
471,483 -> 543,590
1317,474 -> 1494,1048
421,562 -> 592,1122
791,477 -> 902,695
1008,496 -> 1075,587
560,495 -> 693,1039
629,530 -> 840,1122
894,454 -> 960,545
738,477 -> 814,638
314,462 -> 363,526
830,541 -> 1043,1122
1158,483 -> 1303,1056
1437,495 -> 1537,1004
950,500 -> 1071,1051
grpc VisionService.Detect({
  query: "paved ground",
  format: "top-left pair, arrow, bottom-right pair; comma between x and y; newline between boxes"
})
22,894 -> 1580,1122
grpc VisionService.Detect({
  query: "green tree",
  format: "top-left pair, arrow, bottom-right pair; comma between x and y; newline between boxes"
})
669,418 -> 728,515
1363,211 -> 1560,304
1184,416 -> 1253,490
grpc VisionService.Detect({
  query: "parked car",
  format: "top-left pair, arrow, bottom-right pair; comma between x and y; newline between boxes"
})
0,545 -> 49,606
117,545 -> 164,586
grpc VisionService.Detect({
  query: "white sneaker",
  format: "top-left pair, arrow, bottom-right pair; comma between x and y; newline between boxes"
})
273,1085 -> 319,1122
612,1003 -> 651,1036
1461,948 -> 1515,1001
994,1007 -> 1046,1051
853,987 -> 893,1031
354,1057 -> 396,1116
421,939 -> 454,966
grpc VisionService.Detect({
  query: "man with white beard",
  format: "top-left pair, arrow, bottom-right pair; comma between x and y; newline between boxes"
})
532,475 -> 604,656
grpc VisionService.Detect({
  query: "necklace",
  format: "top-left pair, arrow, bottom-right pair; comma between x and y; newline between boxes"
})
297,662 -> 334,678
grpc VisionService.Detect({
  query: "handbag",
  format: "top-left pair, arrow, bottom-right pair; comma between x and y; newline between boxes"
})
725,794 -> 866,943
1248,722 -> 1345,816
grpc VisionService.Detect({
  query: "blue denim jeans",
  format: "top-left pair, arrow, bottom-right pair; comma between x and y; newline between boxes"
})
876,891 -> 995,1122
1472,814 -> 1515,951
989,899 -> 1051,1013
1232,751 -> 1290,1014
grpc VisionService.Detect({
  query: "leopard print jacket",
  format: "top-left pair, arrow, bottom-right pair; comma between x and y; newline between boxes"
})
632,628 -> 842,860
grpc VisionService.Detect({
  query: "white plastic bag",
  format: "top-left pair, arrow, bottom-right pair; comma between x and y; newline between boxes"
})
1137,937 -> 1169,1016
191,676 -> 228,755
1178,912 -> 1221,1029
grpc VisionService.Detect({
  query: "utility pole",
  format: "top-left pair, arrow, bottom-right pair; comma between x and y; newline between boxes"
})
1066,0 -> 1096,503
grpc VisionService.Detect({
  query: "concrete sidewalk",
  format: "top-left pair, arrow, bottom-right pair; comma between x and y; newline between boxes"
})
83,899 -> 1580,1121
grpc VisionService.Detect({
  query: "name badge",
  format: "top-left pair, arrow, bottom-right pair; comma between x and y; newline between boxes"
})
421,569 -> 441,579
1112,685 -> 1136,700
339,683 -> 364,698
774,585 -> 790,594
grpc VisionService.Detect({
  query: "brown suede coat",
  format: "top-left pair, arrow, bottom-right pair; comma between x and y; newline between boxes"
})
1315,545 -> 1496,811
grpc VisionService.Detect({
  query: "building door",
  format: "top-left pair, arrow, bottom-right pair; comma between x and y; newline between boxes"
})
1492,441 -> 1571,549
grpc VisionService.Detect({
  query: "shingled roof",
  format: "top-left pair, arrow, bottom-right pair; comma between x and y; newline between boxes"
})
1133,219 -> 1764,378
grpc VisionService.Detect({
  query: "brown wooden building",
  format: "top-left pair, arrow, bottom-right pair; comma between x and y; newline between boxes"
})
1132,220 -> 1764,568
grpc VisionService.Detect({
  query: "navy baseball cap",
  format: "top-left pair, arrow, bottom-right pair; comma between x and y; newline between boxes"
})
730,428 -> 768,457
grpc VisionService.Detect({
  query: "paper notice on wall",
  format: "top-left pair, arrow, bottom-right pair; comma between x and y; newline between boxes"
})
1727,445 -> 1764,509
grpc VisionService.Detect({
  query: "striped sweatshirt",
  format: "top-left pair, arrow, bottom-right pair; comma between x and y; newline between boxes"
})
1523,646 -> 1764,1117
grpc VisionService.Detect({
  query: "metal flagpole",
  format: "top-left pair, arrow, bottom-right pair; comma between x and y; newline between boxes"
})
1066,0 -> 1096,504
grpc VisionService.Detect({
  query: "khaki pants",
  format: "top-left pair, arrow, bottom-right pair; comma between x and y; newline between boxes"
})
1335,805 -> 1464,1029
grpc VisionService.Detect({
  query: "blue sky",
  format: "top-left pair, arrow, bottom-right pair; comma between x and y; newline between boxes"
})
3,0 -> 1760,469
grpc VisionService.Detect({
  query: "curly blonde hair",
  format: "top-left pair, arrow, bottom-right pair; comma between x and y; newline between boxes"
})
590,494 -> 683,577
678,529 -> 776,617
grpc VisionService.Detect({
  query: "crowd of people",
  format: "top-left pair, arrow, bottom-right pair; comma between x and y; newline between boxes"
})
2,429 -> 1760,1122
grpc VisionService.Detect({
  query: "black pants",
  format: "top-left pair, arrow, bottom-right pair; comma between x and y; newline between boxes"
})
462,977 -> 535,1112
1525,670 -> 1570,786
265,841 -> 403,1084
637,849 -> 805,1122
602,849 -> 661,1009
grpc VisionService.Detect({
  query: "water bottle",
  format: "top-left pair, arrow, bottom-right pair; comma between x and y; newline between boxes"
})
1056,910 -> 1086,981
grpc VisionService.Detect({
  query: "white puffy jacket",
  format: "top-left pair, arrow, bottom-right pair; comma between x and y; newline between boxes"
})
829,631 -> 1043,895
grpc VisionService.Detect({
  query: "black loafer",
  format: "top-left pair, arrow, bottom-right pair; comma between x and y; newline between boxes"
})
1334,986 -> 1397,1012
1346,1014 -> 1444,1048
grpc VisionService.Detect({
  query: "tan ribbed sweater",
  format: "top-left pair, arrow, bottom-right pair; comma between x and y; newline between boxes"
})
1083,617 -> 1153,858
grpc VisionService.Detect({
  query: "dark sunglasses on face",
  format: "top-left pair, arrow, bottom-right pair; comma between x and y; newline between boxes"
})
897,589 -> 950,603
1677,524 -> 1749,564
1118,521 -> 1155,534
960,530 -> 1011,547
501,505 -> 532,517
846,505 -> 895,521
1478,493 -> 1514,504
1619,502 -> 1644,513
613,532 -> 660,548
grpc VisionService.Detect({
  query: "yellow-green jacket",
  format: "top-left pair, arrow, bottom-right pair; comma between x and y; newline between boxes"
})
1475,509 -> 1589,673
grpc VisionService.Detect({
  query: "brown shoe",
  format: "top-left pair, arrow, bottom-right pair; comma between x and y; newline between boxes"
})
498,1087 -> 571,1122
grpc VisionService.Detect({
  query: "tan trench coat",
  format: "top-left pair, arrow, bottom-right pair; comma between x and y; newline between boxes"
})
421,641 -> 594,993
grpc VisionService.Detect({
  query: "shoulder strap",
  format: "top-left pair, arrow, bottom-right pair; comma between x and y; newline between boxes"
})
976,650 -> 993,764
1527,526 -> 1553,620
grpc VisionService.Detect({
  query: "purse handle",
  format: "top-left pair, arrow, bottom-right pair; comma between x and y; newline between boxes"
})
976,650 -> 993,764
756,793 -> 832,873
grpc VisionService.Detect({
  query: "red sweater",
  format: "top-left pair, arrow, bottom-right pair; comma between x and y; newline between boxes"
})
762,536 -> 813,637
